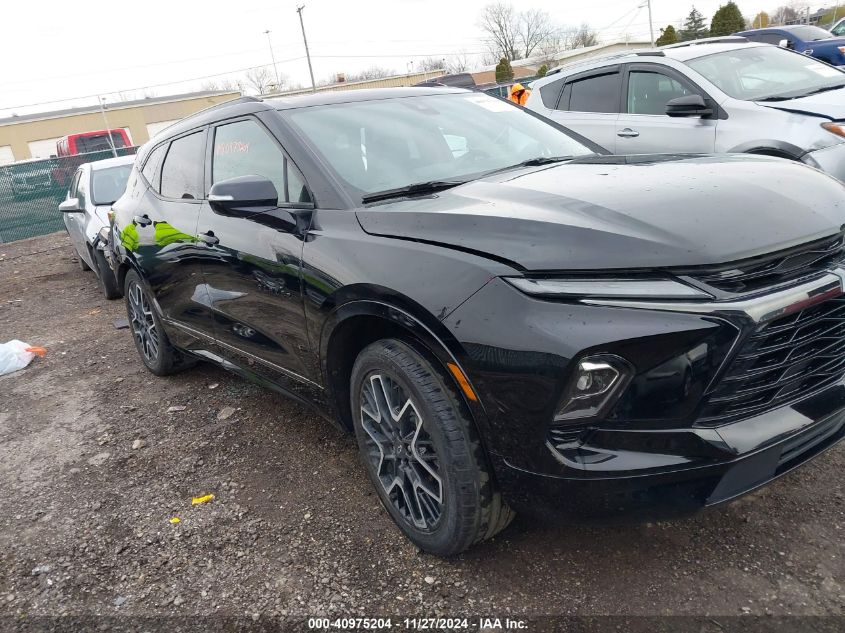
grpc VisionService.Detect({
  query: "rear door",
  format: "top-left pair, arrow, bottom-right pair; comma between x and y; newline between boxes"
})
539,67 -> 622,152
615,64 -> 717,155
123,129 -> 216,345
64,168 -> 91,265
196,115 -> 317,390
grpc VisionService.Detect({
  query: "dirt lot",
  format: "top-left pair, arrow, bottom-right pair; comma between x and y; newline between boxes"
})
1,233 -> 844,626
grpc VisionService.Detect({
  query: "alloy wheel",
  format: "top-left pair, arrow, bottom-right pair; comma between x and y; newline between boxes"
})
360,373 -> 444,530
127,281 -> 159,364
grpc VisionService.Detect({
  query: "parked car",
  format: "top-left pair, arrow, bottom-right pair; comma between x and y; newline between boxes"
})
525,39 -> 845,181
59,155 -> 134,299
52,129 -> 132,192
7,159 -> 54,200
112,89 -> 845,556
736,25 -> 845,66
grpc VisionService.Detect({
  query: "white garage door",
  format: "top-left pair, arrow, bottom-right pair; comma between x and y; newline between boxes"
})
146,120 -> 180,139
0,146 -> 14,166
27,137 -> 61,159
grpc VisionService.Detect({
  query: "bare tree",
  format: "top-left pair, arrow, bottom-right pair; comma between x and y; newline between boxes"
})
346,66 -> 397,82
244,67 -> 274,95
416,57 -> 447,72
446,50 -> 472,74
571,23 -> 599,49
479,3 -> 519,60
518,8 -> 555,59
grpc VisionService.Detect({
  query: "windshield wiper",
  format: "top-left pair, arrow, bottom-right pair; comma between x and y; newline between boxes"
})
361,179 -> 468,204
480,155 -> 575,177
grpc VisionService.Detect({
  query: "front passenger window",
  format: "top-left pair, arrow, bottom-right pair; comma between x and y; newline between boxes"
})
213,119 -> 312,204
160,132 -> 204,200
627,71 -> 695,115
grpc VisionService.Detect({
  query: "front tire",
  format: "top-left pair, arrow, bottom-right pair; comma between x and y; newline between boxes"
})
123,270 -> 191,376
350,339 -> 513,556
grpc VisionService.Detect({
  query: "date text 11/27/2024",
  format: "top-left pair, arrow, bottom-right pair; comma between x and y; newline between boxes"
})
307,617 -> 529,630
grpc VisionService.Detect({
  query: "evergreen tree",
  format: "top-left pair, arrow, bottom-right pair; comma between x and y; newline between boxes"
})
495,57 -> 514,83
679,7 -> 709,41
537,64 -> 548,77
710,2 -> 745,36
655,25 -> 679,46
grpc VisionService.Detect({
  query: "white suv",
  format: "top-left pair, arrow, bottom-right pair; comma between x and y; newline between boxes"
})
525,38 -> 845,181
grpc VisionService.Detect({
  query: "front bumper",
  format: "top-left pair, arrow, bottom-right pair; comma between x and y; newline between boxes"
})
445,271 -> 845,520
495,379 -> 845,519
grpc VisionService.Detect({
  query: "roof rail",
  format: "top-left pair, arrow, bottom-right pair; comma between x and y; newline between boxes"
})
662,36 -> 749,49
545,49 -> 665,76
148,95 -> 263,139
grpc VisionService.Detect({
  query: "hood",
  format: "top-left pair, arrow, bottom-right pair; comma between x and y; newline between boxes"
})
356,154 -> 845,272
757,87 -> 845,120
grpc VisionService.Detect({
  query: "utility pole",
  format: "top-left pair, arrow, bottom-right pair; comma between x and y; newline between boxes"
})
641,0 -> 655,47
264,30 -> 280,91
98,97 -> 118,158
296,5 -> 317,93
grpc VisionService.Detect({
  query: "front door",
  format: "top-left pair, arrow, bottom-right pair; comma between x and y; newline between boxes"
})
196,116 -> 317,392
615,65 -> 717,155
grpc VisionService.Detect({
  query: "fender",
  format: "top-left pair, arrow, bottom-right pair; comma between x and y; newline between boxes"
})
318,297 -> 493,445
727,139 -> 808,160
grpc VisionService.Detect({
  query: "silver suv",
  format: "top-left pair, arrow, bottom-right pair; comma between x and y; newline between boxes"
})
526,38 -> 845,180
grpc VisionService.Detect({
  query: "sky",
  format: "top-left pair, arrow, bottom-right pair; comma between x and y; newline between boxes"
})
0,0 -> 812,118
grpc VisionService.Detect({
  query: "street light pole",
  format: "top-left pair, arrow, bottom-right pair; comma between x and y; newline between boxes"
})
647,0 -> 655,47
98,97 -> 118,158
296,5 -> 317,93
264,30 -> 281,91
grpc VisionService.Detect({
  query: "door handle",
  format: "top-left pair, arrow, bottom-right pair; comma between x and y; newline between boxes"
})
198,231 -> 219,245
133,214 -> 152,227
617,128 -> 640,138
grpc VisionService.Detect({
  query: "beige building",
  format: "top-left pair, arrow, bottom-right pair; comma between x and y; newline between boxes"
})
0,90 -> 240,165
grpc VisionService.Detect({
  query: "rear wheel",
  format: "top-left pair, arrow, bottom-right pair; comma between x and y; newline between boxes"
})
350,339 -> 513,556
93,248 -> 121,300
124,270 -> 193,376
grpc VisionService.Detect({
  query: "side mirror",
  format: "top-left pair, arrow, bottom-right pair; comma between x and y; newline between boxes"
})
208,175 -> 278,216
778,38 -> 793,49
59,197 -> 83,213
666,94 -> 713,118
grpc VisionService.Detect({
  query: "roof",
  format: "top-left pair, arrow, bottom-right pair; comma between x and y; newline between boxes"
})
267,87 -> 467,110
0,90 -> 241,127
88,154 -> 136,171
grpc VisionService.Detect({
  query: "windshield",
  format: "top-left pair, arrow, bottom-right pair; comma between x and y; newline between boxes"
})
687,46 -> 845,101
91,164 -> 132,205
785,25 -> 834,41
833,21 -> 845,37
282,92 -> 597,200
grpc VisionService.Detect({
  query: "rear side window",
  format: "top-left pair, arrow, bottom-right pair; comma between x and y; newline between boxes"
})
212,119 -> 311,204
160,132 -> 205,200
539,77 -> 565,108
567,73 -> 620,113
141,143 -> 167,191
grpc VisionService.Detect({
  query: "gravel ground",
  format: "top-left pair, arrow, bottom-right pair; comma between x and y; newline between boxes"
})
0,233 -> 844,628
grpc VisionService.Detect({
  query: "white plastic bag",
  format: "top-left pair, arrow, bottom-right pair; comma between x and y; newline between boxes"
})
0,340 -> 43,376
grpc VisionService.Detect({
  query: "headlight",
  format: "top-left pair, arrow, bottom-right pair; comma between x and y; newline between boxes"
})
505,277 -> 712,299
822,122 -> 845,139
555,355 -> 632,422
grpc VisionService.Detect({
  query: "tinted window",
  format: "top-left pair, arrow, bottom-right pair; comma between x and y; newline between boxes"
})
568,73 -> 620,113
539,77 -> 565,108
212,119 -> 310,204
627,71 -> 695,115
76,132 -> 127,153
160,132 -> 204,200
141,143 -> 167,191
284,92 -> 595,198
745,32 -> 786,45
91,164 -> 133,205
76,171 -> 88,208
69,170 -> 82,198
786,26 -> 833,42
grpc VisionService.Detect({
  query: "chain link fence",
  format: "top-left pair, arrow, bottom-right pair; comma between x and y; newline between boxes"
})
0,147 -> 137,243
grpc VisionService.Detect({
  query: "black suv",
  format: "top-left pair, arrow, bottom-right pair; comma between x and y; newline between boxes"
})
112,88 -> 845,556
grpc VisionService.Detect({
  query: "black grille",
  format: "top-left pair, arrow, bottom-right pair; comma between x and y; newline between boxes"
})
680,233 -> 845,294
548,425 -> 588,448
700,296 -> 845,424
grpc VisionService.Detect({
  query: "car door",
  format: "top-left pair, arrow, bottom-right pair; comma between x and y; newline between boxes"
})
124,129 -> 216,345
196,115 -> 316,391
615,64 -> 717,155
541,67 -> 622,152
64,168 -> 91,265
